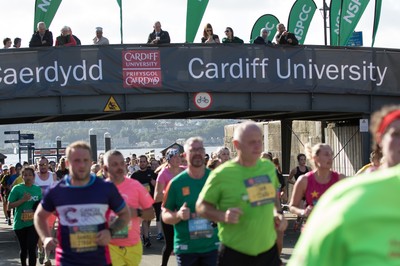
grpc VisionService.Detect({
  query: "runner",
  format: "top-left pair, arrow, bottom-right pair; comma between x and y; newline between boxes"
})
287,153 -> 310,185
153,148 -> 185,266
163,137 -> 219,266
8,166 -> 42,266
104,150 -> 155,266
197,121 -> 287,266
288,143 -> 345,228
34,141 -> 130,266
288,105 -> 400,266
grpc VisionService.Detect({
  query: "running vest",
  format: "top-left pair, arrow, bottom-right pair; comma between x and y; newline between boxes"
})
294,166 -> 310,181
35,171 -> 55,194
305,171 -> 339,207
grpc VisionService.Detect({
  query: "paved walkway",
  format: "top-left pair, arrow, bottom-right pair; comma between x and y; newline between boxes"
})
0,202 -> 299,265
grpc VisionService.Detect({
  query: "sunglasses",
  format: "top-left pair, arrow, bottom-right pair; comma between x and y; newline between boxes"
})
206,29 -> 212,32
225,30 -> 230,33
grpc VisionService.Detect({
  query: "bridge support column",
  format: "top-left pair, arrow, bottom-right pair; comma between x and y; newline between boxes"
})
89,129 -> 98,162
104,132 -> 111,152
281,119 -> 292,175
361,116 -> 372,166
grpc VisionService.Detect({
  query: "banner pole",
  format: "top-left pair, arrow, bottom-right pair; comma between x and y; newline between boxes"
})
323,0 -> 328,45
120,0 -> 123,44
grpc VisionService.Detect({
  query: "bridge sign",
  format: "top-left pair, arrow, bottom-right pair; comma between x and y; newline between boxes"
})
104,96 -> 121,112
20,133 -> 34,140
194,92 -> 212,110
4,131 -> 20,134
4,140 -> 19,143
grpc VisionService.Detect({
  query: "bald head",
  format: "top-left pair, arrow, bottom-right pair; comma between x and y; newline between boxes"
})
233,121 -> 261,143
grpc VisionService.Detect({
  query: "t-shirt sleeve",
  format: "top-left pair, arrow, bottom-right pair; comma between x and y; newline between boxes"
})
156,168 -> 168,185
108,182 -> 126,213
199,171 -> 221,205
138,182 -> 154,209
41,186 -> 56,213
7,185 -> 20,203
163,180 -> 177,211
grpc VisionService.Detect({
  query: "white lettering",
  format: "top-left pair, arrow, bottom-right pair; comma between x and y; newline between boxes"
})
188,58 -> 203,79
343,0 -> 361,24
19,67 -> 34,83
37,0 -> 50,12
73,60 -> 87,81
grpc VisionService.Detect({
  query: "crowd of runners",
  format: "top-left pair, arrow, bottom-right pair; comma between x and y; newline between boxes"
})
0,104 -> 399,266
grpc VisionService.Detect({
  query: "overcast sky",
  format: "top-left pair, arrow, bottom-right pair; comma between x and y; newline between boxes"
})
0,0 -> 399,48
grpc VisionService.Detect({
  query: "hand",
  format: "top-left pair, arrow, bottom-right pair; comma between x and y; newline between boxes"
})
283,31 -> 288,36
43,237 -> 58,251
224,208 -> 243,224
303,205 -> 313,217
274,214 -> 288,232
96,229 -> 112,246
22,192 -> 31,202
288,39 -> 293,43
177,202 -> 190,221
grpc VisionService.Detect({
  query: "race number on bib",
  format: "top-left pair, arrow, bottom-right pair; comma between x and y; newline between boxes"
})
69,225 -> 98,253
21,210 -> 34,221
245,175 -> 276,207
188,217 -> 214,239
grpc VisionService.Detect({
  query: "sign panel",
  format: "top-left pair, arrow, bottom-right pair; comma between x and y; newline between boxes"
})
194,92 -> 212,110
346,31 -> 363,47
104,96 -> 121,112
20,133 -> 34,140
4,140 -> 19,143
4,131 -> 20,134
19,142 -> 35,146
359,118 -> 369,132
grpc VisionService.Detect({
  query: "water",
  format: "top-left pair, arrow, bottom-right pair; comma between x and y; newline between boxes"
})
3,146 -> 221,164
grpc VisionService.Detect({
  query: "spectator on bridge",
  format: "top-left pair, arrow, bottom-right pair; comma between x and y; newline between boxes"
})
275,23 -> 298,46
201,23 -> 220,44
93,27 -> 109,45
222,27 -> 244,44
3,37 -> 12,49
29,22 -> 53,47
253,28 -> 272,45
147,21 -> 170,45
55,26 -> 77,47
13,38 -> 21,48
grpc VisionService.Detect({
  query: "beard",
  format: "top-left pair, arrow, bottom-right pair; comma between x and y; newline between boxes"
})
190,155 -> 205,168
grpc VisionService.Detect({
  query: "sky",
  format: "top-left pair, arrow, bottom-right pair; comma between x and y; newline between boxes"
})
0,0 -> 399,48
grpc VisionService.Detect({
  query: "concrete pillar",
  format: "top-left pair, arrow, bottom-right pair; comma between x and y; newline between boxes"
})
89,129 -> 98,162
280,119 -> 292,174
104,132 -> 111,152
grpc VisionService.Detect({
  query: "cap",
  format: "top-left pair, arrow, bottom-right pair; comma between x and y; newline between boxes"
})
2,165 -> 8,170
96,27 -> 103,32
15,162 -> 22,169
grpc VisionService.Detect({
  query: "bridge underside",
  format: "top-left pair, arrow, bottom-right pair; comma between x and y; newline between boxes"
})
0,92 -> 397,125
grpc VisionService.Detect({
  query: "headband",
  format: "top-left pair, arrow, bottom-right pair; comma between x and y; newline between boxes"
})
377,109 -> 400,142
166,149 -> 180,161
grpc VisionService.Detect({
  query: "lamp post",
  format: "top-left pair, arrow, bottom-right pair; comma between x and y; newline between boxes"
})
320,0 -> 330,46
89,128 -> 98,162
104,132 -> 111,152
56,136 -> 62,162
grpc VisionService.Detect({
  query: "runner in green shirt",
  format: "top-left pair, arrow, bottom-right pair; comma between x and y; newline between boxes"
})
8,167 -> 42,266
163,137 -> 219,266
196,121 -> 287,266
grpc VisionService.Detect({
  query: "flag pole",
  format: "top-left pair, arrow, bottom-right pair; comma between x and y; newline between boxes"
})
120,0 -> 123,44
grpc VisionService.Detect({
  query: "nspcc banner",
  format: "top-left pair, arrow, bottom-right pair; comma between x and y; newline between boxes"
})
250,14 -> 280,43
330,0 -> 342,46
339,0 -> 370,46
186,0 -> 209,43
34,0 -> 63,32
287,0 -> 317,45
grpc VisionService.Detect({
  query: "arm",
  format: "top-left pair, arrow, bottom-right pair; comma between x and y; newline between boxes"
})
8,192 -> 30,209
160,31 -> 170,44
196,198 -> 242,224
289,175 -> 312,217
153,181 -> 165,203
64,35 -> 77,47
288,168 -> 296,184
162,202 -> 190,225
34,204 -> 58,250
97,204 -> 130,246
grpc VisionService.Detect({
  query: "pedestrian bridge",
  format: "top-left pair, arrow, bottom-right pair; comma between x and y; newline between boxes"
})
0,43 -> 399,125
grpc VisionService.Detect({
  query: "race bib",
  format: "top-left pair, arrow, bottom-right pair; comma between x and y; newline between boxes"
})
69,225 -> 98,253
188,217 -> 214,239
21,209 -> 34,222
245,175 -> 276,207
142,183 -> 151,192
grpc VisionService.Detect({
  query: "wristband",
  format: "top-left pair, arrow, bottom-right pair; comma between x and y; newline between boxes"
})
136,209 -> 143,217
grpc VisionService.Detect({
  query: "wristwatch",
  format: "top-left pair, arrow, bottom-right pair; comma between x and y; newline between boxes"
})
136,209 -> 143,217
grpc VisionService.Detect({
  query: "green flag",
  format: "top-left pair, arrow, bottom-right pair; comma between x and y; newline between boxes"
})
186,0 -> 209,43
339,0 -> 370,46
33,0 -> 63,32
371,0 -> 382,47
116,0 -> 123,44
287,0 -> 317,45
329,0 -> 343,46
250,14 -> 280,43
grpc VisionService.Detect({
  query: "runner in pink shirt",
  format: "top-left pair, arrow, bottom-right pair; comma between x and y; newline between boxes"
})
104,150 -> 155,266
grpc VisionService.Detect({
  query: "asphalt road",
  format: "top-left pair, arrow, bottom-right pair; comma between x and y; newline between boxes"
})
0,204 -> 300,266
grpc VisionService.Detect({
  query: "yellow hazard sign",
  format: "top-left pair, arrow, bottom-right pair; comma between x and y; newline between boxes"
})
104,96 -> 121,112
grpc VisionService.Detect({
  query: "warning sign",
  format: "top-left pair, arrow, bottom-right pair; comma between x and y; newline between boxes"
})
104,96 -> 121,112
